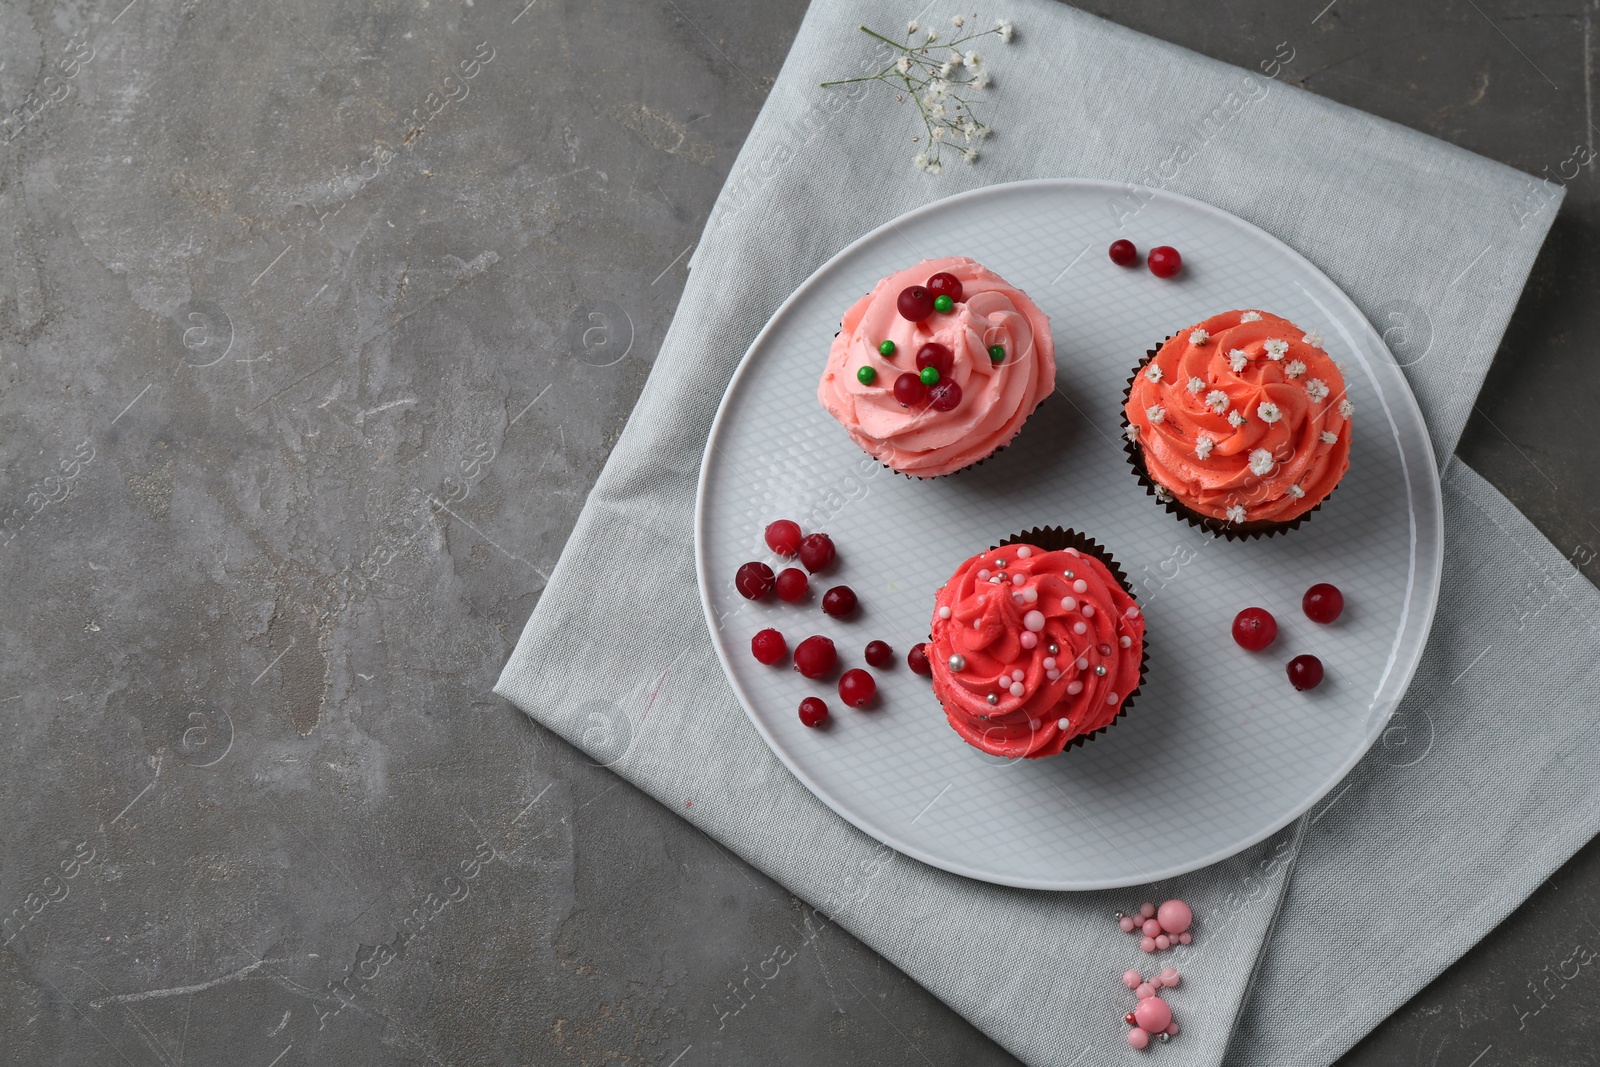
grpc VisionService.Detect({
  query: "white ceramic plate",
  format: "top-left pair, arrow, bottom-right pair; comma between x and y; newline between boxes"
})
694,180 -> 1443,890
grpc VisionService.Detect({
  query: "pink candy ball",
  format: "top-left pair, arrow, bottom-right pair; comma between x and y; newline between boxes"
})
1166,1022 -> 1180,1037
1157,899 -> 1193,935
1123,970 -> 1142,989
1127,1029 -> 1149,1050
1136,983 -> 1156,999
1160,967 -> 1180,986
1142,919 -> 1162,938
1141,936 -> 1157,953
1178,932 -> 1192,945
1139,902 -> 1156,919
1155,935 -> 1171,951
1120,916 -> 1137,933
1134,996 -> 1173,1034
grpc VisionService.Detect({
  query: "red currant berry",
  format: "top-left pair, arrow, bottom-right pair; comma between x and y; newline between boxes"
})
897,285 -> 934,322
735,561 -> 774,600
1231,607 -> 1278,651
751,628 -> 787,665
915,342 -> 953,378
793,635 -> 837,679
798,696 -> 830,728
765,519 -> 803,556
798,532 -> 836,573
1109,239 -> 1138,267
893,371 -> 929,407
928,380 -> 962,412
1148,246 -> 1182,278
907,642 -> 932,676
864,640 -> 893,668
775,567 -> 810,602
821,585 -> 858,618
838,668 -> 876,708
925,271 -> 964,303
1303,583 -> 1345,624
1287,654 -> 1324,691
1125,1012 -> 1139,1027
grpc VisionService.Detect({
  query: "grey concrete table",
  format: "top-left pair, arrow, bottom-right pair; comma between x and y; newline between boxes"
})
0,1 -> 1594,1064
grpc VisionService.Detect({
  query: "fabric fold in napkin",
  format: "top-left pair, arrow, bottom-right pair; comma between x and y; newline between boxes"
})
497,2 -> 1598,1064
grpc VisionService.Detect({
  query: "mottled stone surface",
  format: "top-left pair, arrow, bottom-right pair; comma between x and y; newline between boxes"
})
0,1 -> 1593,1065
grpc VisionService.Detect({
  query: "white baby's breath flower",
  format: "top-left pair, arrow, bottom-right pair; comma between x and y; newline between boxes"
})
938,58 -> 956,77
1124,423 -> 1140,442
1154,484 -> 1173,502
1229,348 -> 1248,372
1263,339 -> 1289,360
1144,364 -> 1163,383
1195,435 -> 1215,459
1320,429 -> 1339,444
914,152 -> 930,171
952,14 -> 965,27
1187,376 -> 1204,394
896,56 -> 912,74
1285,359 -> 1307,379
961,146 -> 980,163
1305,378 -> 1329,401
1226,504 -> 1248,524
1228,410 -> 1246,427
1339,398 -> 1354,418
1256,401 -> 1283,424
1241,311 -> 1262,322
1248,448 -> 1274,476
995,18 -> 1014,42
929,102 -> 947,119
1206,389 -> 1229,414
928,77 -> 950,97
926,26 -> 939,41
1146,404 -> 1166,424
932,125 -> 946,140
1190,328 -> 1210,346
969,68 -> 991,90
970,122 -> 992,140
965,50 -> 983,68
927,157 -> 942,174
1288,483 -> 1305,498
1302,331 -> 1324,348
908,19 -> 920,34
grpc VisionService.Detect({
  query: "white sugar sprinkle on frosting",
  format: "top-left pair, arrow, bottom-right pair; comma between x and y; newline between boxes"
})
1226,504 -> 1247,523
1302,331 -> 1324,348
1305,378 -> 1329,401
1321,429 -> 1339,444
1146,404 -> 1166,424
1256,401 -> 1283,424
1288,483 -> 1305,498
1190,328 -> 1210,345
1249,448 -> 1274,475
1195,435 -> 1215,459
1229,348 -> 1249,372
1264,339 -> 1289,360
1286,359 -> 1307,379
1339,398 -> 1354,418
1228,410 -> 1246,427
1187,376 -> 1205,394
1241,311 -> 1263,322
1206,389 -> 1230,413
1145,363 -> 1163,382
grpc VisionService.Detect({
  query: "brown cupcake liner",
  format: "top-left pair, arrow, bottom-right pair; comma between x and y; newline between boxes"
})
1119,342 -> 1332,541
968,525 -> 1151,755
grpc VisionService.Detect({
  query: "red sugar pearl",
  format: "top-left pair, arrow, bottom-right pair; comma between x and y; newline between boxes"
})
798,697 -> 829,728
798,533 -> 836,573
1231,607 -> 1277,651
1287,654 -> 1324,691
765,519 -> 802,557
793,635 -> 837,679
838,668 -> 876,708
1148,246 -> 1182,278
822,586 -> 858,619
1303,583 -> 1344,624
775,567 -> 809,602
925,271 -> 963,302
735,562 -> 774,600
751,628 -> 787,665
907,643 -> 932,676
864,640 -> 894,668
1109,239 -> 1138,267
897,285 -> 934,322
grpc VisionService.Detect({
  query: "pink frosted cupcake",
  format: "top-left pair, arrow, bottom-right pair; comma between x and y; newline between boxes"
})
817,257 -> 1055,478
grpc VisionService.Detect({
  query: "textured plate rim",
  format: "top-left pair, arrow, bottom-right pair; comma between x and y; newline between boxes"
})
694,178 -> 1445,891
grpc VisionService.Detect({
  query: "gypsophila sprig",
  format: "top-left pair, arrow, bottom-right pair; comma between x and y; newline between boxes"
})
820,14 -> 1015,173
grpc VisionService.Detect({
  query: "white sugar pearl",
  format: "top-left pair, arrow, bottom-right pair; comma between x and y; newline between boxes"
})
1060,596 -> 1077,612
1106,692 -> 1119,705
1120,635 -> 1132,647
1028,718 -> 1039,728
1017,546 -> 1033,558
1046,669 -> 1061,681
973,619 -> 981,629
1057,717 -> 1068,730
1073,579 -> 1089,594
1073,621 -> 1087,634
990,576 -> 1003,584
1012,592 -> 1024,604
1012,669 -> 1025,682
1082,604 -> 1095,618
1125,606 -> 1140,619
978,569 -> 990,580
1076,657 -> 1089,670
938,606 -> 952,620
1023,610 -> 1046,632
1010,683 -> 1025,697
1019,631 -> 1038,649
1042,657 -> 1057,670
1067,680 -> 1084,695
1012,573 -> 1025,586
1022,588 -> 1037,603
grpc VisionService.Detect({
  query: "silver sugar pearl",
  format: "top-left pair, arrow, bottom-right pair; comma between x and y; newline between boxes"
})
1063,569 -> 1075,578
1114,911 -> 1125,919
995,557 -> 1007,567
986,693 -> 999,706
1158,1033 -> 1170,1044
948,654 -> 967,672
1095,664 -> 1108,676
1047,643 -> 1059,655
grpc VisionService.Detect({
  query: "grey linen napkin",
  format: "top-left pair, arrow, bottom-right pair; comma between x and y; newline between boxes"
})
496,2 -> 1599,1064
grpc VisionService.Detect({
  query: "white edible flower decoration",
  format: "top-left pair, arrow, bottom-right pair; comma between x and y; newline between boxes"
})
1226,504 -> 1248,524
1288,483 -> 1305,498
995,18 -> 1014,42
1228,410 -> 1246,427
1154,484 -> 1173,502
1302,331 -> 1325,348
929,102 -> 947,120
1146,404 -> 1166,424
1321,430 -> 1339,444
938,57 -> 957,77
1187,376 -> 1204,394
1144,363 -> 1163,383
952,13 -> 965,27
1195,435 -> 1215,459
1206,389 -> 1230,414
927,26 -> 940,41
908,19 -> 920,33
964,50 -> 983,69
968,68 -> 991,90
1305,378 -> 1330,401
1263,339 -> 1289,360
1124,423 -> 1140,442
1190,329 -> 1210,346
1241,311 -> 1263,322
1256,401 -> 1283,424
895,56 -> 912,74
1339,398 -> 1354,418
960,146 -> 980,164
1285,359 -> 1307,379
914,152 -> 929,170
1248,448 -> 1274,475
1229,348 -> 1248,373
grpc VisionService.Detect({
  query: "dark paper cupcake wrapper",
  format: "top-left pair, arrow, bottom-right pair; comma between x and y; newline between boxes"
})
1119,341 -> 1333,541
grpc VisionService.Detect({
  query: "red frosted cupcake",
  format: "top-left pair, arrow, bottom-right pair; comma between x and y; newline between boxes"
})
1123,310 -> 1352,538
927,529 -> 1146,759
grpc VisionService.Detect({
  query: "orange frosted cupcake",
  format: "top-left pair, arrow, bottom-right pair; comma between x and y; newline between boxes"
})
1122,310 -> 1352,539
927,529 -> 1146,759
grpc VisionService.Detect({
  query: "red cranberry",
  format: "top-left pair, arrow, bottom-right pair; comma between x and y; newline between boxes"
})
897,285 -> 934,321
928,380 -> 962,412
821,585 -> 858,618
907,643 -> 931,676
775,567 -> 810,602
915,342 -> 953,378
1148,246 -> 1182,278
793,635 -> 837,679
893,371 -> 929,407
1231,607 -> 1278,651
798,533 -> 836,573
798,697 -> 830,728
751,628 -> 787,665
864,640 -> 893,668
925,271 -> 964,302
1287,654 -> 1324,691
1109,239 -> 1138,267
838,668 -> 876,708
765,519 -> 803,557
735,562 -> 774,600
1303,583 -> 1345,624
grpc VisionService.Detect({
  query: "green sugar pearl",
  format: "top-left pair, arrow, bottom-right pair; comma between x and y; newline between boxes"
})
878,340 -> 896,357
919,366 -> 940,386
933,294 -> 954,313
857,365 -> 876,385
988,344 -> 1006,363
